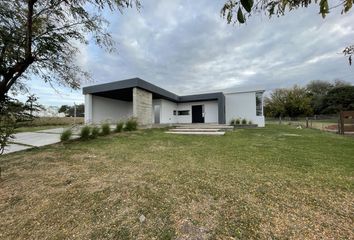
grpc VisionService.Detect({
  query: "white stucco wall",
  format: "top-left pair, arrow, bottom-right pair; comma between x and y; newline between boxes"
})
176,101 -> 219,124
91,95 -> 133,124
84,94 -> 93,124
225,92 -> 265,127
159,99 -> 177,124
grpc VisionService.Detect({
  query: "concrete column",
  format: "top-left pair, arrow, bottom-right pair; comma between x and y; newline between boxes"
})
84,94 -> 93,124
133,88 -> 153,125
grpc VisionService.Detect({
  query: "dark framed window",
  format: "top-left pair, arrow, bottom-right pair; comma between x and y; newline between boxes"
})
178,110 -> 190,116
256,92 -> 263,116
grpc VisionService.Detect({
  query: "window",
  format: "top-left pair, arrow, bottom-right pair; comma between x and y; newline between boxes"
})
173,110 -> 177,115
178,110 -> 190,116
256,92 -> 263,116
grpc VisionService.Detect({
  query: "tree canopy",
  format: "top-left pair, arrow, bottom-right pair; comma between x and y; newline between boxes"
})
221,0 -> 354,64
0,0 -> 140,100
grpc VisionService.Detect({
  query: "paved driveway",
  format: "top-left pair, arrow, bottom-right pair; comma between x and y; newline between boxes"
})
3,127 -> 80,155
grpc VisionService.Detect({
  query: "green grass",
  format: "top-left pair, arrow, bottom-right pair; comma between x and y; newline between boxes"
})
0,125 -> 353,239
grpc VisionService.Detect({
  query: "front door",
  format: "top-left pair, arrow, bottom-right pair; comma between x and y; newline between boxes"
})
192,105 -> 204,123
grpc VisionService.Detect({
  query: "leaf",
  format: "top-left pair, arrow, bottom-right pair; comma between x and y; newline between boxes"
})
237,7 -> 245,23
319,0 -> 329,18
240,0 -> 253,13
343,0 -> 353,13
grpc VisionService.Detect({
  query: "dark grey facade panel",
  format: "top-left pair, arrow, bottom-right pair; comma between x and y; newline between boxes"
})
83,78 -> 226,124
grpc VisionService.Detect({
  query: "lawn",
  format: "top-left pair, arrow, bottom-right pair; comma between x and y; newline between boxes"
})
0,125 -> 353,239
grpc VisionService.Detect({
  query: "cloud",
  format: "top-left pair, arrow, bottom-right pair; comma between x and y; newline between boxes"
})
25,0 -> 354,105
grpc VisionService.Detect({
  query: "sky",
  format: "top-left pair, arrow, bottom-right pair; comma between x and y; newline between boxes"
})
21,0 -> 354,106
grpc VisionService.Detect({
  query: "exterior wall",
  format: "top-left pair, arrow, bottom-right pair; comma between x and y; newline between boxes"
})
159,99 -> 177,124
91,95 -> 133,124
84,94 -> 93,124
133,88 -> 153,125
225,92 -> 265,127
154,99 -> 219,124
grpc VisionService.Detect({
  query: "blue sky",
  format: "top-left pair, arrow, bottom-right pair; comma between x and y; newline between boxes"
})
20,0 -> 354,106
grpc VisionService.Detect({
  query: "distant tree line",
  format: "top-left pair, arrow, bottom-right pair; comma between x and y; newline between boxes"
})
264,80 -> 354,118
58,104 -> 84,117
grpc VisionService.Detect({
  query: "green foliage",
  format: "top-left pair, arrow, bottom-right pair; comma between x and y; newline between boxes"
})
115,122 -> 124,133
124,118 -> 138,131
58,104 -> 84,117
235,118 -> 241,125
264,85 -> 313,118
248,120 -> 253,125
0,0 -> 140,99
60,129 -> 72,142
320,86 -> 354,114
80,126 -> 91,140
241,118 -> 247,124
0,96 -> 39,154
220,0 -> 353,64
101,123 -> 111,136
91,126 -> 100,139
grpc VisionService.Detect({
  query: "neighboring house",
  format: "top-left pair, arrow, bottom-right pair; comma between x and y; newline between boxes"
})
83,78 -> 265,127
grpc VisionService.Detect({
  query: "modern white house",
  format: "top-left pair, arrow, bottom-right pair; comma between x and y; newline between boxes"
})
83,78 -> 265,127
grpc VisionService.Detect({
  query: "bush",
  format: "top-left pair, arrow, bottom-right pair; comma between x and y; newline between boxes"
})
124,118 -> 138,131
235,119 -> 241,125
91,126 -> 100,139
241,118 -> 247,125
115,122 -> 124,133
248,120 -> 253,125
80,126 -> 91,140
101,123 -> 111,136
60,129 -> 72,142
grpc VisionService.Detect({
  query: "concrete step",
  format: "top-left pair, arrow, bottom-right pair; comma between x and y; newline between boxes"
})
175,125 -> 233,130
169,128 -> 222,132
165,131 -> 225,135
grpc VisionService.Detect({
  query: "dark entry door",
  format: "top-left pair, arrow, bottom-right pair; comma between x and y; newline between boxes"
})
192,105 -> 204,123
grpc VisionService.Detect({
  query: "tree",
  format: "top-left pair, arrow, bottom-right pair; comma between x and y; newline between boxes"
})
306,80 -> 351,114
221,0 -> 354,64
59,104 -> 84,117
0,0 -> 140,100
264,85 -> 313,118
26,94 -> 44,117
319,86 -> 354,114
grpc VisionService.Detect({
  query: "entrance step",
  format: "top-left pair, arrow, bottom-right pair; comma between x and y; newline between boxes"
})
169,128 -> 222,132
165,131 -> 225,135
175,124 -> 233,130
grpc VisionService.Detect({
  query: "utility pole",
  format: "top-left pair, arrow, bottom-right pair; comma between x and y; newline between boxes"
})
74,102 -> 77,125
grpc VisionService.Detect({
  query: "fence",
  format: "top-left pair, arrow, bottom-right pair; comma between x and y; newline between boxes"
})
266,115 -> 339,133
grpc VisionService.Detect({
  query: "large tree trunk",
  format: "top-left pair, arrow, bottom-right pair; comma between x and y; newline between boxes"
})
0,0 -> 36,101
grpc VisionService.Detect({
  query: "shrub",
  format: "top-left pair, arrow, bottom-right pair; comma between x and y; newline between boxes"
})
80,126 -> 91,140
101,123 -> 111,136
230,119 -> 235,125
91,126 -> 100,139
60,129 -> 72,142
124,118 -> 138,131
115,122 -> 124,133
235,118 -> 241,125
248,120 -> 253,125
241,118 -> 247,125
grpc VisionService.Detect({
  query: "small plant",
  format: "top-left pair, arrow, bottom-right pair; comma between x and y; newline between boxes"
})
230,119 -> 235,125
60,129 -> 72,142
115,122 -> 124,133
101,123 -> 111,136
241,118 -> 247,125
91,126 -> 100,139
124,118 -> 138,131
235,118 -> 241,125
80,126 -> 91,140
248,120 -> 253,125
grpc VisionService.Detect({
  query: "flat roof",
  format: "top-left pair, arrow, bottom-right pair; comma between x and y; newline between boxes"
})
82,77 -> 224,102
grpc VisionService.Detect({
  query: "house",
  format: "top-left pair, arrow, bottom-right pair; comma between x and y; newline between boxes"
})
83,78 -> 265,127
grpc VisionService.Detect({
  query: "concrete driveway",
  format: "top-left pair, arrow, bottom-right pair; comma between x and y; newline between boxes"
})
2,127 -> 81,155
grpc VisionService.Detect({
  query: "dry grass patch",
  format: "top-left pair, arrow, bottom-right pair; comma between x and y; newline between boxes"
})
0,125 -> 353,239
